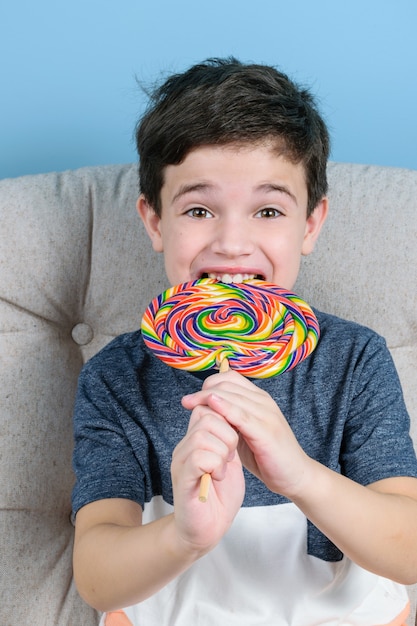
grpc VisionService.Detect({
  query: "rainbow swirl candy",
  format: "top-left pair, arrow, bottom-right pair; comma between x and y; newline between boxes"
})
141,278 -> 319,379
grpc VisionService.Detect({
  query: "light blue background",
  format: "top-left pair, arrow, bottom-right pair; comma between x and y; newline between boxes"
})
1,0 -> 416,180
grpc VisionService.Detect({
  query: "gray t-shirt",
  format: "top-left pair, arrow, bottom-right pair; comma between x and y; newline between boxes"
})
72,310 -> 417,562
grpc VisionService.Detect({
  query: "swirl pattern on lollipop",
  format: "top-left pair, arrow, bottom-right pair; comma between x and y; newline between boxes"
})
141,278 -> 319,378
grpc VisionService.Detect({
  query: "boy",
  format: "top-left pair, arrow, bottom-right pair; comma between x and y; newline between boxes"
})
72,58 -> 417,625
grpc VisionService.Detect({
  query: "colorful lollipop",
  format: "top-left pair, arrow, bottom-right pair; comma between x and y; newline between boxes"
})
141,278 -> 320,501
141,278 -> 319,378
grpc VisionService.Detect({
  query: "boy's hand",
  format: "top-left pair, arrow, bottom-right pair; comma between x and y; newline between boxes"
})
181,369 -> 311,500
171,400 -> 245,554
183,371 -> 417,588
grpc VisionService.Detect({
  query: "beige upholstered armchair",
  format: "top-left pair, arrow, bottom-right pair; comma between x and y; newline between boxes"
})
1,162 -> 417,625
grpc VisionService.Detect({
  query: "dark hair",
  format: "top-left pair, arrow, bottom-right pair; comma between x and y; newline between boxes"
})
136,57 -> 330,216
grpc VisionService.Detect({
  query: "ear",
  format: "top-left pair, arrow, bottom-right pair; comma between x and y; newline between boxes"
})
301,197 -> 328,256
137,195 -> 164,252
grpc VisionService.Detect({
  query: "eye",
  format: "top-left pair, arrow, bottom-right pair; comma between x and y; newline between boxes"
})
255,207 -> 282,219
186,207 -> 214,219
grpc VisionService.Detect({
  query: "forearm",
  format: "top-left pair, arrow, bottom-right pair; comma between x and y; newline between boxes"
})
291,459 -> 417,584
73,512 -> 201,612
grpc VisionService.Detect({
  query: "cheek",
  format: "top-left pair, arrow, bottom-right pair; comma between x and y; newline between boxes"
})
162,238 -> 194,281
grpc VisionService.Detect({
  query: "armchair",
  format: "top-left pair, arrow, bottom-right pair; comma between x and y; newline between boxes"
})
1,162 -> 416,625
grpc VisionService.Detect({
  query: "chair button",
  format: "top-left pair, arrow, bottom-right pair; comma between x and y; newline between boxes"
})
71,323 -> 94,345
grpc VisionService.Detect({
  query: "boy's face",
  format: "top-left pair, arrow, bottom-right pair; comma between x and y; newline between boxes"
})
138,144 -> 327,290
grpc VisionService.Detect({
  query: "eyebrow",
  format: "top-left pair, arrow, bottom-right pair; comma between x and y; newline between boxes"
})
172,183 -> 214,203
172,181 -> 298,205
257,183 -> 298,205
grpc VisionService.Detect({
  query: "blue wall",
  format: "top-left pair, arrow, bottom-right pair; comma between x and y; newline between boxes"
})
1,0 -> 416,180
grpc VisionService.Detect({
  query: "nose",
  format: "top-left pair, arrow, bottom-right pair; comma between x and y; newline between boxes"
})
211,217 -> 255,258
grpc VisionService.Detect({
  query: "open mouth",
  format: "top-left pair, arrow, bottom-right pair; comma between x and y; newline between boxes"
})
200,272 -> 265,284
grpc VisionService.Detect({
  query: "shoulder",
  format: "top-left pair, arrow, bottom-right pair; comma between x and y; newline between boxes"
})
303,309 -> 398,393
315,309 -> 382,342
76,331 -> 163,399
81,330 -> 148,376
314,309 -> 388,359
77,330 -> 201,400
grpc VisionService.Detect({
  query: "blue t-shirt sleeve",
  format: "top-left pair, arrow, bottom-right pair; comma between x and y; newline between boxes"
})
340,332 -> 417,485
71,348 -> 146,516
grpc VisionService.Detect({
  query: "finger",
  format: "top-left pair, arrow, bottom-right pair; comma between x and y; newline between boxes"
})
186,407 -> 239,448
173,437 -> 238,492
178,411 -> 239,466
202,390 -> 287,447
182,382 -> 273,417
182,375 -> 264,412
202,368 -> 254,392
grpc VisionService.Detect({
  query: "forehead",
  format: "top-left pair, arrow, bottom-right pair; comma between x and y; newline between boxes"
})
160,143 -> 308,207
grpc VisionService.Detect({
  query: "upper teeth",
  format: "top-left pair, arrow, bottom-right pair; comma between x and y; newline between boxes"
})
207,273 -> 257,284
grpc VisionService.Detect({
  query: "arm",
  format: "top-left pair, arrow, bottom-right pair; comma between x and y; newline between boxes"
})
74,499 -> 197,612
73,407 -> 244,612
292,468 -> 417,584
74,499 -> 185,611
182,369 -> 417,584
